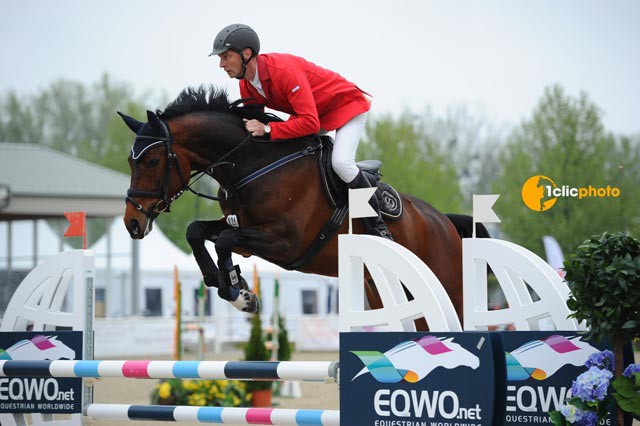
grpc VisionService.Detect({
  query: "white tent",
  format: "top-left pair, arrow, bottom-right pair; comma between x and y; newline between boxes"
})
92,219 -> 192,271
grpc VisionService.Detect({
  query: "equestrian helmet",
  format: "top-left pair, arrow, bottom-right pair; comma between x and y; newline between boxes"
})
209,24 -> 260,57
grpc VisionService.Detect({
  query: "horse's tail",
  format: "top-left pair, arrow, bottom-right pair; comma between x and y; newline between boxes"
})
445,213 -> 491,239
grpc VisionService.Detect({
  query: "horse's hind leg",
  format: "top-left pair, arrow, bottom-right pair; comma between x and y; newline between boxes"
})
186,219 -> 229,289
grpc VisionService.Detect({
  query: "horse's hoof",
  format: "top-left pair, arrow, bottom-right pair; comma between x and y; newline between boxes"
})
244,292 -> 260,314
229,289 -> 260,314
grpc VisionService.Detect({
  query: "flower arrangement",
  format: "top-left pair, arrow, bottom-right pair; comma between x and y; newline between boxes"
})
550,232 -> 640,425
151,378 -> 252,407
550,350 -> 639,425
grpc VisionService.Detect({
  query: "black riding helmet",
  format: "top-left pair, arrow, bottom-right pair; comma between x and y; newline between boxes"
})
209,24 -> 260,79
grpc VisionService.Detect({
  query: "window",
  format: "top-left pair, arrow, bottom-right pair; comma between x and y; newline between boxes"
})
144,288 -> 163,316
95,288 -> 106,318
301,290 -> 318,314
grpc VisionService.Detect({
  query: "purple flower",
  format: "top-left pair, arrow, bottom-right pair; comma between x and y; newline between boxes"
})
585,350 -> 614,371
623,363 -> 640,378
571,366 -> 613,402
559,403 -> 580,422
559,404 -> 598,425
575,411 -> 599,426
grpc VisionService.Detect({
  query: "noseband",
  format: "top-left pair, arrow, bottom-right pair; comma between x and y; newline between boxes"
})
126,119 -> 189,220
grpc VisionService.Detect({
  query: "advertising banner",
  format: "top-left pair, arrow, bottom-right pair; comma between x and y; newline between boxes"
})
0,331 -> 83,414
500,331 -> 617,426
341,332 -> 497,426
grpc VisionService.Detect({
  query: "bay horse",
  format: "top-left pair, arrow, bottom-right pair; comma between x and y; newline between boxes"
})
120,86 -> 484,322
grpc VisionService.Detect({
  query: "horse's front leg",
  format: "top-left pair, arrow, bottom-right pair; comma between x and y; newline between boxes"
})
214,227 -> 288,314
186,219 -> 230,289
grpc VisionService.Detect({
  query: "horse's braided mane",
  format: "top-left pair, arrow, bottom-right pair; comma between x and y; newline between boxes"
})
158,85 -> 281,123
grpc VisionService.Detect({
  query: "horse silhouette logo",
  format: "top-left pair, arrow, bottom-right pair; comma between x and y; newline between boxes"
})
351,335 -> 480,383
521,175 -> 558,212
506,335 -> 599,381
0,335 -> 76,360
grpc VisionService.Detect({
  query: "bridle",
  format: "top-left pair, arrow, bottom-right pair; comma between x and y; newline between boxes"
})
126,119 -> 191,220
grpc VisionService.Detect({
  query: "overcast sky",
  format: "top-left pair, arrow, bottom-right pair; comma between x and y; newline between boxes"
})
1,0 -> 639,135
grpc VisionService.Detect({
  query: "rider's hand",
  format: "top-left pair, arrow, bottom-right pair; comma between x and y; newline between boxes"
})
243,119 -> 266,137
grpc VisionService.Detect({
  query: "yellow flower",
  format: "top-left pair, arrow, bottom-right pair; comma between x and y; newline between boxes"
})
183,380 -> 198,391
187,393 -> 207,406
158,382 -> 171,399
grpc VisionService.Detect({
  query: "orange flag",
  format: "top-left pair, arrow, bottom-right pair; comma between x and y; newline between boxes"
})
64,211 -> 87,249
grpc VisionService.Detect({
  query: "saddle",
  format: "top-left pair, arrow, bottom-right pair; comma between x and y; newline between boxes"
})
318,136 -> 403,220
283,136 -> 402,270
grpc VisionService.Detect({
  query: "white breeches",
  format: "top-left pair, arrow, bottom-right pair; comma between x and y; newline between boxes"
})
331,111 -> 368,183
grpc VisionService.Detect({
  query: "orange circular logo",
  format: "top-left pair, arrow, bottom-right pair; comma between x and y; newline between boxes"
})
521,175 -> 558,212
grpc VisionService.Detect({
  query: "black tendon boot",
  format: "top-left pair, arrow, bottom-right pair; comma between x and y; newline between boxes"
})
347,171 -> 393,240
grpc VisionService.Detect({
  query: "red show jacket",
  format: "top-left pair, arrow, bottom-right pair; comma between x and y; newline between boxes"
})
239,53 -> 371,140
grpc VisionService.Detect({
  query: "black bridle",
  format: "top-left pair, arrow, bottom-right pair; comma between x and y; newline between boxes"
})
125,118 -> 193,220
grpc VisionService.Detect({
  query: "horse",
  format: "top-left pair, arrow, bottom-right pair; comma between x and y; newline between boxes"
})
119,86 -> 485,325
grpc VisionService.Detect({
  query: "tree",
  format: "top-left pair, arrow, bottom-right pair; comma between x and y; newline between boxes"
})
0,75 -> 151,247
492,85 -> 639,256
419,105 -> 506,210
361,112 -> 464,213
0,75 -> 224,251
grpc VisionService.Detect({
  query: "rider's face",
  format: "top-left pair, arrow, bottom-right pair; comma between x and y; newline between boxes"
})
218,50 -> 244,78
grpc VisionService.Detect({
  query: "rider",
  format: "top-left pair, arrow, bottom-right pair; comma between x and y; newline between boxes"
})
209,23 -> 392,240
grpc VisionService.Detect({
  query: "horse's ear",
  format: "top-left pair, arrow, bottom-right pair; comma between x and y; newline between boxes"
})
146,110 -> 163,132
117,111 -> 143,133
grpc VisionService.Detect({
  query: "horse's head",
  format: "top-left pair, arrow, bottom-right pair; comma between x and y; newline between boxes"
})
437,337 -> 480,370
118,110 -> 192,239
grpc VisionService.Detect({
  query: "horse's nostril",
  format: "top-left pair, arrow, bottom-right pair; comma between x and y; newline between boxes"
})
130,219 -> 141,236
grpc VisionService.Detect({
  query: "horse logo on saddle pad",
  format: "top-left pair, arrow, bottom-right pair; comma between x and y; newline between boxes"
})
351,335 -> 480,383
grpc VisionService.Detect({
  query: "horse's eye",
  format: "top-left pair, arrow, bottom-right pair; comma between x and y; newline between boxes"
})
147,158 -> 160,167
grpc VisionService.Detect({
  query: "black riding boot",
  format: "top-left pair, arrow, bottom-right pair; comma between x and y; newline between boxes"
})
347,171 -> 393,240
